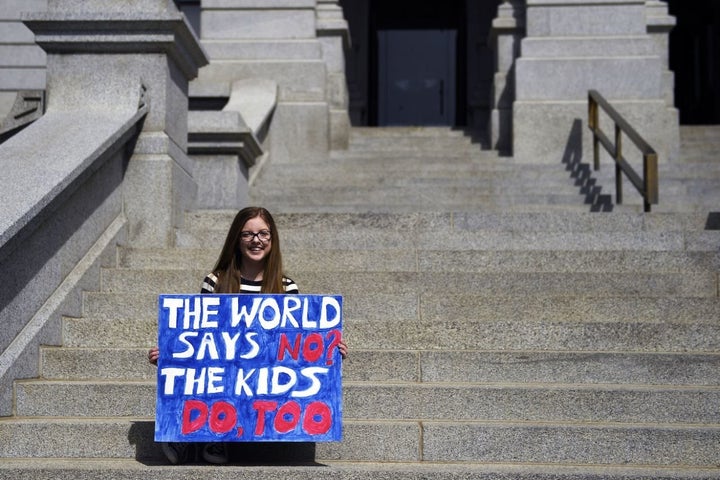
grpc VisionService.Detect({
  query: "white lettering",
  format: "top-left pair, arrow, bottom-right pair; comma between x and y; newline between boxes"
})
292,367 -> 328,398
271,366 -> 297,395
240,332 -> 260,359
160,367 -> 185,394
221,332 -> 240,360
184,368 -> 206,395
320,297 -> 341,328
301,297 -> 316,328
207,367 -> 225,394
234,368 -> 256,396
184,297 -> 202,329
196,332 -> 219,360
173,331 -> 199,359
281,296 -> 301,328
258,298 -> 281,329
201,296 -> 220,328
162,298 -> 184,329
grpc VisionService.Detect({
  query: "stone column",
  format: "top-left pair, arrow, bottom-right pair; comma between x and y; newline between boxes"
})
338,0 -> 369,126
317,0 -> 351,150
645,0 -> 679,156
513,0 -> 678,164
25,0 -> 208,247
489,0 -> 525,154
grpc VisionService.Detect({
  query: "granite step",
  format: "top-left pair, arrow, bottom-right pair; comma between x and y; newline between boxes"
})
0,417 -> 718,466
63,296 -> 720,352
254,170 -> 591,190
249,190 -> 600,209
245,197 -> 715,214
176,212 -> 720,251
175,227 -> 719,251
0,418 -> 417,462
89,267 -> 720,302
2,459 -> 720,480
420,422 -> 720,465
113,250 -> 719,276
40,346 -> 720,386
78,291 -> 720,324
14,380 -> 720,425
178,211 -> 715,233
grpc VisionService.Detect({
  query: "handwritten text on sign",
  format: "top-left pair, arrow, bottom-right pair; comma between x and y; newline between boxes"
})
154,294 -> 343,442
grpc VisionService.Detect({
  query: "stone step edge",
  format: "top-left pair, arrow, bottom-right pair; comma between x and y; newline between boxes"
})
64,311 -> 720,326
15,378 -> 720,392
3,417 -> 720,429
0,458 -> 718,477
1,458 -> 719,478
42,346 -> 720,355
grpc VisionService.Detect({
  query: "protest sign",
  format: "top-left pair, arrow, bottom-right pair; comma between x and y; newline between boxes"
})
154,293 -> 343,443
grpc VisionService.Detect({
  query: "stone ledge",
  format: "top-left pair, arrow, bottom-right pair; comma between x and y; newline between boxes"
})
0,105 -> 146,251
22,12 -> 208,79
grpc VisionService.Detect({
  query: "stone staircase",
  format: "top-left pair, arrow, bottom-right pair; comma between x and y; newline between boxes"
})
1,126 -> 720,479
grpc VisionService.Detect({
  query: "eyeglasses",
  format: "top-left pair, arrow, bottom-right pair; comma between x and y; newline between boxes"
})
240,230 -> 271,242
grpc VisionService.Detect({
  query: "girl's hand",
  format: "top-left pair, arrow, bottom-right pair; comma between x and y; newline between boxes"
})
148,346 -> 159,366
338,340 -> 348,359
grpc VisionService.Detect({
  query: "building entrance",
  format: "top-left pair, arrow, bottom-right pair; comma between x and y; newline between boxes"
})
666,0 -> 720,124
365,0 -> 468,127
340,0 -> 498,129
377,29 -> 456,126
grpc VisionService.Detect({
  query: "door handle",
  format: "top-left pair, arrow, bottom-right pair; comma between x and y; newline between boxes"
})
439,80 -> 445,115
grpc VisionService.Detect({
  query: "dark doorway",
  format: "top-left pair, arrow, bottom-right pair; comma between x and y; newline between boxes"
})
666,0 -> 720,124
377,29 -> 457,126
368,0 -> 466,126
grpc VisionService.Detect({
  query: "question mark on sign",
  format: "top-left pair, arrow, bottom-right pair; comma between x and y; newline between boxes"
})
325,329 -> 342,365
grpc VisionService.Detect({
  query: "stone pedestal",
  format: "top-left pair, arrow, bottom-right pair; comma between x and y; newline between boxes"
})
512,0 -> 678,165
26,0 -> 208,247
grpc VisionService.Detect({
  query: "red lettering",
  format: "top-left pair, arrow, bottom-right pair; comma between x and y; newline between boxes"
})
274,400 -> 301,433
252,400 -> 278,436
250,400 -> 334,437
277,333 -> 301,361
302,332 -> 324,362
325,329 -> 342,365
209,401 -> 237,434
303,401 -> 332,435
181,400 -> 208,434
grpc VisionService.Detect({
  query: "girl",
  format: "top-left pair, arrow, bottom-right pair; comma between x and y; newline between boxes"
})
148,206 -> 347,464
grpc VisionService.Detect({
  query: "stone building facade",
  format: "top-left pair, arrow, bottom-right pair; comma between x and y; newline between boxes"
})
2,1 -> 719,168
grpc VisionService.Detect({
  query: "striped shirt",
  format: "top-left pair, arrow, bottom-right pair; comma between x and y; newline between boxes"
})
201,272 -> 299,294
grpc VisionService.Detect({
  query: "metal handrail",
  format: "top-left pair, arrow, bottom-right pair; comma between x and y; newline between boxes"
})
588,90 -> 658,212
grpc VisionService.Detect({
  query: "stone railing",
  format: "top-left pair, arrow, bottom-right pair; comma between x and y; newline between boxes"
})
0,84 -> 148,416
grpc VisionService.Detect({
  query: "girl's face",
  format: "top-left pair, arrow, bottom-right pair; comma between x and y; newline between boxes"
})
238,216 -> 272,266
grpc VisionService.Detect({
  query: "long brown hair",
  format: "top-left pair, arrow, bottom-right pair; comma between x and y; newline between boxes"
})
211,207 -> 286,293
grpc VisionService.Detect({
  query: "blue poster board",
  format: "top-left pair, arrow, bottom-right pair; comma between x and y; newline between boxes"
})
154,294 -> 343,443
